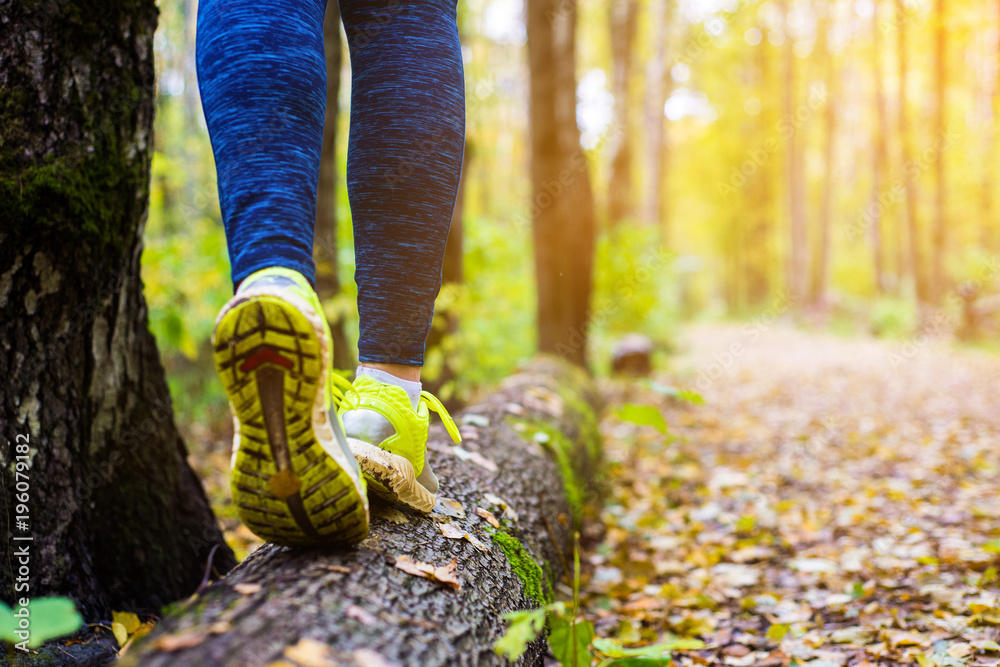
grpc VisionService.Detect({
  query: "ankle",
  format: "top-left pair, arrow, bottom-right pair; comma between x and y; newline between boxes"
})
360,362 -> 421,382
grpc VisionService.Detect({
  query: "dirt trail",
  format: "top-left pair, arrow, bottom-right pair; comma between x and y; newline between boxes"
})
588,324 -> 1000,666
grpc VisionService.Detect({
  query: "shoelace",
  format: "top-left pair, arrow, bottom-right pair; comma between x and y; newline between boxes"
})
420,390 -> 462,444
328,371 -> 359,411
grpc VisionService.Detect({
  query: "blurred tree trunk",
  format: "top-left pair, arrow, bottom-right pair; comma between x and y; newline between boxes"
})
981,0 -> 999,253
896,0 -> 927,303
314,2 -> 355,371
812,11 -> 836,309
527,0 -> 597,368
0,0 -> 235,625
868,4 -> 888,293
931,0 -> 947,303
781,0 -> 808,308
746,38 -> 775,306
607,0 -> 638,227
643,0 -> 673,240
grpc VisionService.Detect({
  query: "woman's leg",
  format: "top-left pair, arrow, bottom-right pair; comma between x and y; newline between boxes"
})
337,0 -> 466,512
339,0 -> 466,371
199,0 -> 372,547
197,0 -> 328,287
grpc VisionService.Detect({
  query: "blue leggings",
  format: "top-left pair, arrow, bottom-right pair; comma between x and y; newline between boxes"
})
196,0 -> 465,366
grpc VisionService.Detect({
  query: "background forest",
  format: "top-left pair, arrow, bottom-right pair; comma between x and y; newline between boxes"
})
7,0 -> 1000,663
145,0 -> 1000,430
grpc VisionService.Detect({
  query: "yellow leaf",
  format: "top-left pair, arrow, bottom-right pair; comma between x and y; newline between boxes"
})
112,611 -> 141,635
112,622 -> 128,647
283,638 -> 338,667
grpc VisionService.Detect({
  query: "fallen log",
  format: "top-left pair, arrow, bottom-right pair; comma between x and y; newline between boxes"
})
124,357 -> 601,667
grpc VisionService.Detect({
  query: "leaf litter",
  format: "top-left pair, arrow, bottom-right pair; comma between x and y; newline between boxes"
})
584,326 -> 1000,667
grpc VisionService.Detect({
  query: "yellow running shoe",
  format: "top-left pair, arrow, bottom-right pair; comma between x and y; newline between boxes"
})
339,374 -> 461,513
212,267 -> 369,546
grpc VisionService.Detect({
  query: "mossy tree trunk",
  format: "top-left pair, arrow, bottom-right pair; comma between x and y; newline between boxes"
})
0,0 -> 235,639
125,358 -> 600,667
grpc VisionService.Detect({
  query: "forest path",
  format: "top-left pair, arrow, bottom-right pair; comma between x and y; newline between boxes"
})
587,324 -> 1000,667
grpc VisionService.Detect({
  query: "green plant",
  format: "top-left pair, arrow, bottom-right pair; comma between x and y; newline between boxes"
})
0,597 -> 83,649
494,533 -> 704,666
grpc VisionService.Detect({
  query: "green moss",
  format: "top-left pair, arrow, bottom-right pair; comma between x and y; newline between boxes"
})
0,0 -> 158,255
490,530 -> 550,605
507,417 -> 586,524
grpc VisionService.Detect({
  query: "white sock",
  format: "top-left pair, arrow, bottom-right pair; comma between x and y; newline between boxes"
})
356,366 -> 421,410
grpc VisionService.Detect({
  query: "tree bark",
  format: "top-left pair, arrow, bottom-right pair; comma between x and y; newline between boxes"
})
606,0 -> 638,227
643,0 -> 673,239
0,0 -> 235,640
811,10 -> 836,309
745,36 -> 775,307
869,3 -> 889,293
896,0 -> 927,303
314,2 -> 355,372
781,0 -> 808,308
124,357 -> 601,667
931,0 -> 947,303
527,0 -> 597,368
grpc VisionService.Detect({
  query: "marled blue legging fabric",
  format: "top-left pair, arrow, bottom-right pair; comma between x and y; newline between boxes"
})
196,0 -> 465,366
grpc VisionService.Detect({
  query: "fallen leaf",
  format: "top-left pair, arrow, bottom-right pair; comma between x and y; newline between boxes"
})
283,638 -> 338,667
450,446 -> 498,472
152,630 -> 207,652
112,611 -> 141,635
465,533 -> 491,553
376,507 -> 410,525
433,558 -> 462,590
439,523 -> 467,539
112,622 -> 127,647
394,555 -> 462,590
460,413 -> 490,427
345,604 -> 378,626
207,621 -> 231,634
353,648 -> 399,667
233,583 -> 262,595
433,497 -> 466,519
326,565 -> 351,573
830,626 -> 877,645
477,507 -> 500,528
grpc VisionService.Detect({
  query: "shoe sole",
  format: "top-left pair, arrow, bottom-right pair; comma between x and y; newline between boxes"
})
213,296 -> 368,547
348,439 -> 436,514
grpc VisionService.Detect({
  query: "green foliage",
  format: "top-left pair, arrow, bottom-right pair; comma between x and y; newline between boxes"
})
494,608 -> 546,660
590,226 -> 680,373
615,404 -> 668,434
869,296 -> 919,339
549,615 -> 596,667
593,636 -> 705,664
643,381 -> 704,405
0,597 -> 83,648
508,417 -> 586,523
